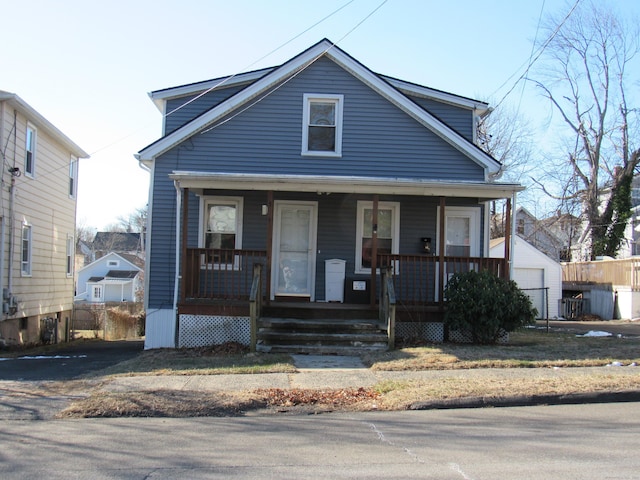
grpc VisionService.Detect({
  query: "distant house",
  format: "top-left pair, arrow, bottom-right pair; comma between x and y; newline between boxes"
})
490,236 -> 562,319
92,231 -> 143,260
136,39 -> 523,350
75,252 -> 143,303
0,91 -> 89,345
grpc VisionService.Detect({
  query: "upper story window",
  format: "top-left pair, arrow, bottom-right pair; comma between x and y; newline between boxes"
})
69,156 -> 78,198
25,124 -> 36,177
302,94 -> 343,157
21,224 -> 32,276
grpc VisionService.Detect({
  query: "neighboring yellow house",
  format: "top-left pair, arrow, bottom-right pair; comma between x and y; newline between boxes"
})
0,91 -> 89,346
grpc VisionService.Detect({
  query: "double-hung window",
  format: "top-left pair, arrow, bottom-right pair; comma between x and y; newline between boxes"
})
302,94 -> 343,156
355,201 -> 400,274
21,224 -> 32,276
66,235 -> 74,277
201,196 -> 243,268
69,156 -> 78,198
25,124 -> 36,177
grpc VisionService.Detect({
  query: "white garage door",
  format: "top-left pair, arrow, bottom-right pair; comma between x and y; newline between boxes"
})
513,268 -> 545,319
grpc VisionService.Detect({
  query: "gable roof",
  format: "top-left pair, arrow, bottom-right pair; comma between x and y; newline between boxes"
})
77,251 -> 143,275
0,90 -> 89,159
92,232 -> 141,253
136,39 -> 501,176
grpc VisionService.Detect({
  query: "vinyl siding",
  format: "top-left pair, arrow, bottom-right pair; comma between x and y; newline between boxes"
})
164,83 -> 248,135
146,57 -> 490,306
147,189 -> 486,306
405,95 -> 475,142
157,57 -> 486,181
0,102 -> 77,318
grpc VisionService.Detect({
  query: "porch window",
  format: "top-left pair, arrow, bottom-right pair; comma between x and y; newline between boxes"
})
302,94 -> 343,157
436,206 -> 481,257
200,196 -> 243,267
355,201 -> 400,274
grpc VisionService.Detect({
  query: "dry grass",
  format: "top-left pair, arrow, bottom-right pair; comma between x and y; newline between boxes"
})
93,343 -> 296,377
373,372 -> 640,410
55,329 -> 640,417
362,328 -> 640,371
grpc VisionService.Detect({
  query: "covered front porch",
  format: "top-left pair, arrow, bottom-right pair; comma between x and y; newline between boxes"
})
171,172 -> 520,351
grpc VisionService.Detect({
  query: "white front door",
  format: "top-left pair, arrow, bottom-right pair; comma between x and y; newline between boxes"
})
271,201 -> 318,300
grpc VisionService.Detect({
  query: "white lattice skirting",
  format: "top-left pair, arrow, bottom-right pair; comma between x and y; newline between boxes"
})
178,315 -> 250,348
397,322 -> 444,343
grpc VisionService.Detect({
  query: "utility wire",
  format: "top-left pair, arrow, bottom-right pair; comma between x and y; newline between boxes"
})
490,0 -> 581,111
8,0 -> 361,189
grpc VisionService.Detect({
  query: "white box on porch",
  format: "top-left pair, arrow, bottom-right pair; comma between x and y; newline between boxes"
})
325,259 -> 346,303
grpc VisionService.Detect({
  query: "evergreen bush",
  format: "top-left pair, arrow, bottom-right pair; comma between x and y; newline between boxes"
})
443,269 -> 537,344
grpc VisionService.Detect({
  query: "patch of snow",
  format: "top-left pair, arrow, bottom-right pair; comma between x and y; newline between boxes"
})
0,354 -> 88,362
576,330 -> 612,337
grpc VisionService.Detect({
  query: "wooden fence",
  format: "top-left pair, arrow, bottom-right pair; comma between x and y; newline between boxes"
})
562,258 -> 640,290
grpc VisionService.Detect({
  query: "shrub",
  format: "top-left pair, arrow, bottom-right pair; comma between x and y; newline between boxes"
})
443,269 -> 537,344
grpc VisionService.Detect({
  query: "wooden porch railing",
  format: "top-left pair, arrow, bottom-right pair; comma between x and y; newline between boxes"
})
183,248 -> 268,301
378,254 -> 507,305
379,266 -> 396,349
249,263 -> 263,352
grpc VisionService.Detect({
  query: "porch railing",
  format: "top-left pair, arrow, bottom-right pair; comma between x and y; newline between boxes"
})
379,266 -> 396,349
378,254 -> 507,305
183,248 -> 268,301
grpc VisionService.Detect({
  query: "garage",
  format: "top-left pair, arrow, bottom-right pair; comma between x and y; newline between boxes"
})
490,237 -> 562,319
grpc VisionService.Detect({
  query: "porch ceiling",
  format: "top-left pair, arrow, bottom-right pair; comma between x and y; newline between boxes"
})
169,171 -> 524,200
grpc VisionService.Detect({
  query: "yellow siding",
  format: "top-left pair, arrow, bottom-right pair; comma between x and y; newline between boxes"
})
0,100 -> 78,322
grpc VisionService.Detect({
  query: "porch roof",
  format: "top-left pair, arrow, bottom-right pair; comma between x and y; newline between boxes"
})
169,171 -> 524,200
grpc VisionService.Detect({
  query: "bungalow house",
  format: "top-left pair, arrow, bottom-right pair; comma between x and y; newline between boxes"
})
75,252 -> 143,303
136,39 -> 523,351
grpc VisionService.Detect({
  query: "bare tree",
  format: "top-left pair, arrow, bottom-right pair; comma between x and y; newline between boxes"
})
532,1 -> 640,260
477,104 -> 536,238
116,205 -> 148,234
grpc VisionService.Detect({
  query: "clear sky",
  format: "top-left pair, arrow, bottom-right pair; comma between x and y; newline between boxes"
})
1,0 -> 638,230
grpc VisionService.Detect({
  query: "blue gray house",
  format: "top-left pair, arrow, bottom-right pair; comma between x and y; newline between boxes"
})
136,39 -> 522,351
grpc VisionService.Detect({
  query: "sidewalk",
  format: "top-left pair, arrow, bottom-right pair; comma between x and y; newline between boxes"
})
102,354 -> 640,409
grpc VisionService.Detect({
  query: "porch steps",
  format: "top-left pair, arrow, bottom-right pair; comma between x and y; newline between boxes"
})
256,317 -> 389,355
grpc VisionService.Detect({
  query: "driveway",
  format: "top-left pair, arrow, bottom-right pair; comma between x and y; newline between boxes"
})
0,340 -> 143,381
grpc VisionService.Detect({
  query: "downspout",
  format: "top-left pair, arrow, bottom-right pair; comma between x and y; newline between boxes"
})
172,180 -> 182,346
7,110 -> 18,302
509,191 -> 517,280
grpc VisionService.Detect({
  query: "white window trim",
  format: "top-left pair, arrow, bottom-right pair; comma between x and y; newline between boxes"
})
355,201 -> 400,274
198,196 -> 244,270
69,155 -> 78,198
21,224 -> 32,276
25,123 -> 37,178
435,206 -> 481,257
66,234 -> 74,277
301,93 -> 343,157
91,284 -> 104,302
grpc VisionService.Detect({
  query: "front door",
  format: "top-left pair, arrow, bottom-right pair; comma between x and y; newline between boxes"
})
271,201 -> 318,300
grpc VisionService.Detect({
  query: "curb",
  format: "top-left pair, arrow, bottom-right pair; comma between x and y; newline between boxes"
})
409,390 -> 640,410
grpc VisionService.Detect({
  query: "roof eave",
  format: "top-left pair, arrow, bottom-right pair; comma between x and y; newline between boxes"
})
169,171 -> 524,200
0,91 -> 90,158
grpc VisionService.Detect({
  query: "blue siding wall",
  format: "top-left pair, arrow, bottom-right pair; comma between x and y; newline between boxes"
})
147,57 -> 490,308
158,57 -> 486,181
406,95 -> 475,142
146,186 -> 486,307
164,83 -> 248,134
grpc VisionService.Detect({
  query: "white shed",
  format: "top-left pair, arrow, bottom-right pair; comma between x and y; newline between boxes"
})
490,237 -> 562,319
